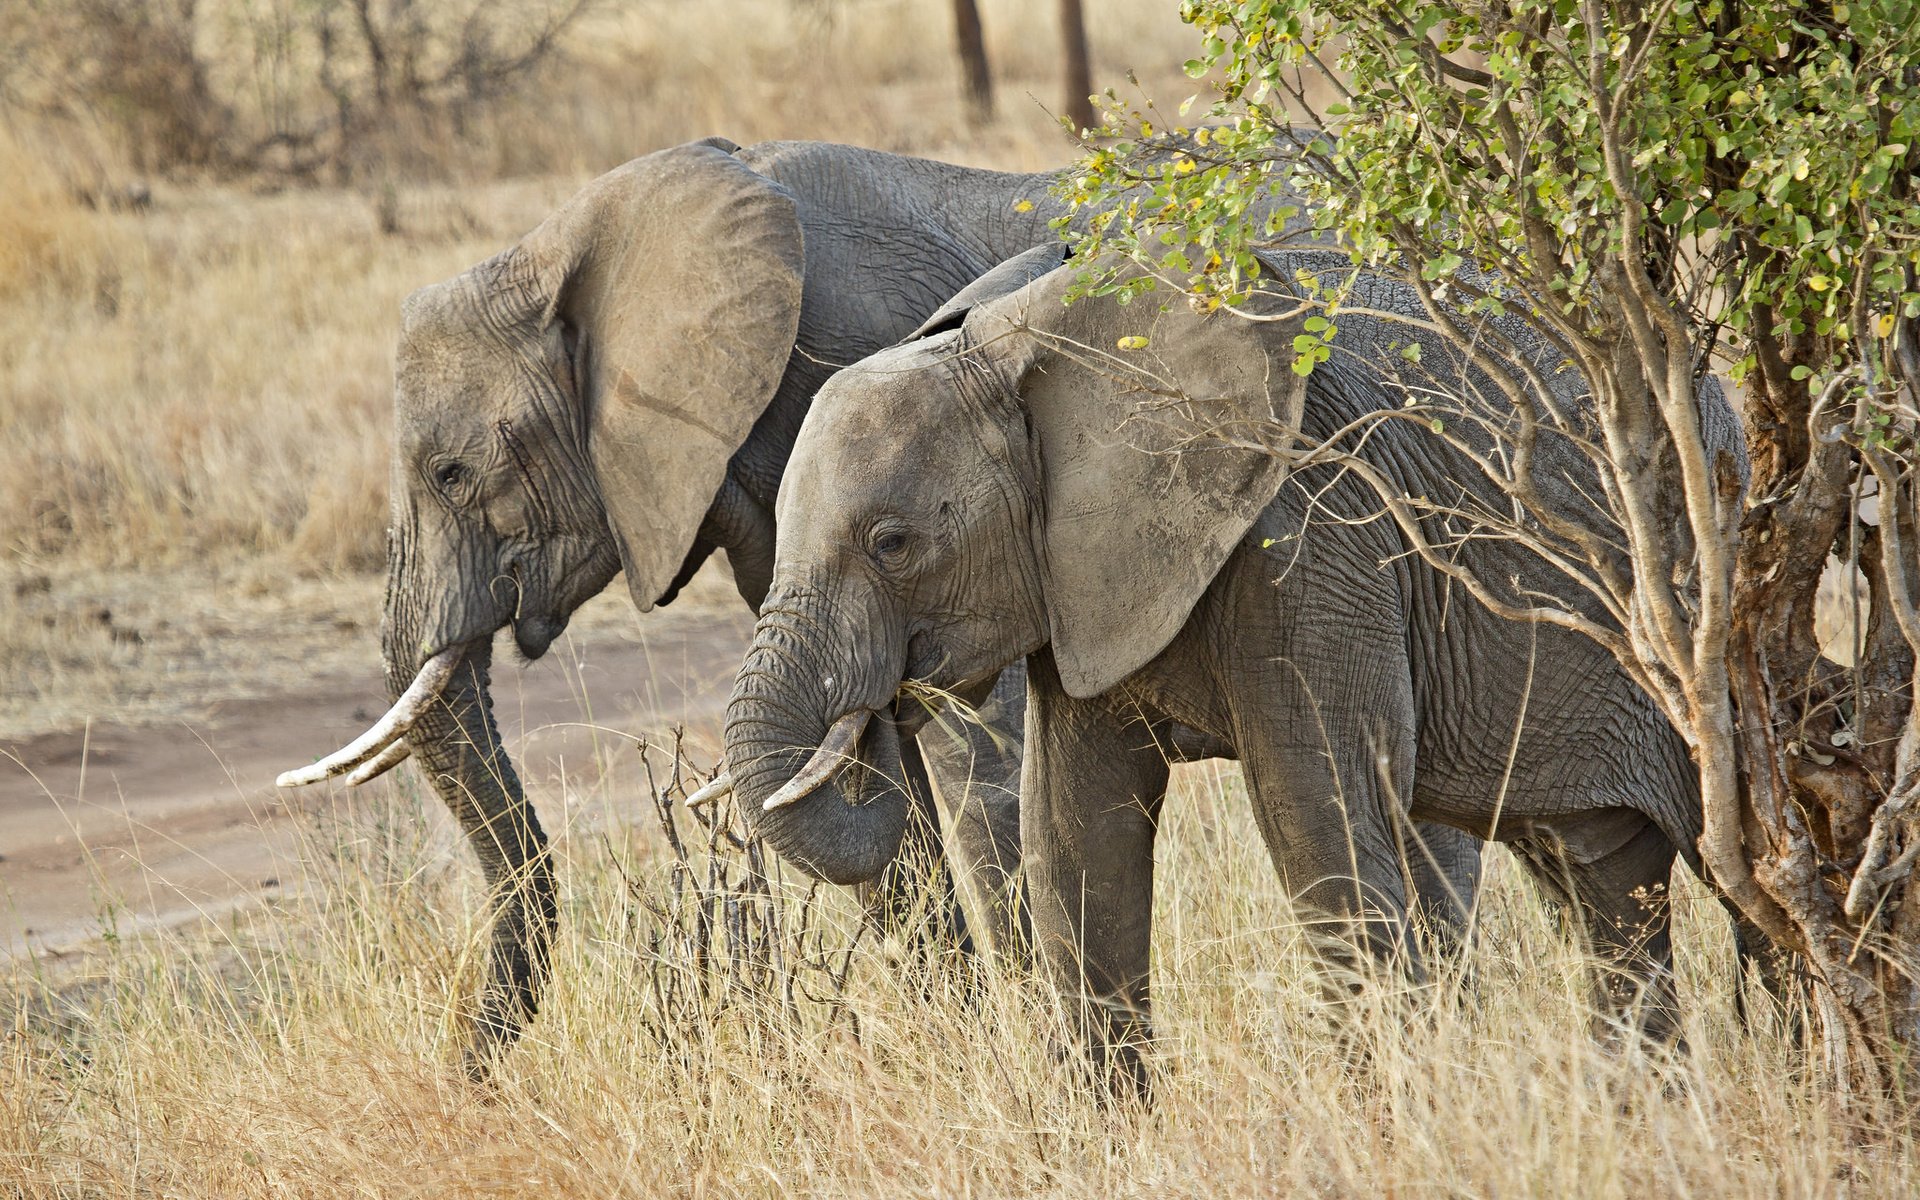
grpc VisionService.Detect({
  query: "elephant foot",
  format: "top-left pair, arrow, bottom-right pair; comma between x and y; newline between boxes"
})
459,1005 -> 527,1089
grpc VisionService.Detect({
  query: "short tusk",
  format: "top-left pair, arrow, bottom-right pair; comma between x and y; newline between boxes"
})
345,740 -> 412,787
685,771 -> 733,809
763,710 -> 871,812
276,648 -> 461,788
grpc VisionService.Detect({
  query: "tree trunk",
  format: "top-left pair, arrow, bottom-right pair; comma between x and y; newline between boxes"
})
1058,0 -> 1094,134
1725,330 -> 1920,1101
951,0 -> 993,124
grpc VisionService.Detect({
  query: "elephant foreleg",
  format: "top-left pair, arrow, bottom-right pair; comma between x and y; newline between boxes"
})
856,733 -> 973,973
1021,650 -> 1170,1101
915,666 -> 1030,965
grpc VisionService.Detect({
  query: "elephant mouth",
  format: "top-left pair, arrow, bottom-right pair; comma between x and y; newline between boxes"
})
512,610 -> 565,661
889,670 -> 1001,740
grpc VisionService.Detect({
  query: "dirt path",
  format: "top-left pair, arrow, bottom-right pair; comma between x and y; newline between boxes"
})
0,572 -> 754,961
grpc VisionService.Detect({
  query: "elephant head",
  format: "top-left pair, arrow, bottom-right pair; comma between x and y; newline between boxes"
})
281,137 -> 803,793
724,260 -> 1305,884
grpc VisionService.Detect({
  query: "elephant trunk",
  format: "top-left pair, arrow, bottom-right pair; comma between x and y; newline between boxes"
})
725,607 -> 910,886
380,566 -> 555,1073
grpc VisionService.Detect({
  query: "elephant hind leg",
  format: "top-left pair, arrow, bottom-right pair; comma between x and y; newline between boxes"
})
1509,811 -> 1683,1047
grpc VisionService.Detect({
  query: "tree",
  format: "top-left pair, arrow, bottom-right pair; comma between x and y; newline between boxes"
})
0,0 -> 588,180
1067,1 -> 1920,1102
1060,0 -> 1095,133
952,0 -> 994,123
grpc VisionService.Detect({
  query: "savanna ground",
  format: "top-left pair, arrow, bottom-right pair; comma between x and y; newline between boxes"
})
1,1 -> 1912,1194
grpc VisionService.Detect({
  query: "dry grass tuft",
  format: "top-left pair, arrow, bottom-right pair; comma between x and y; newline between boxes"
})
4,746 -> 1911,1197
0,126 -> 127,304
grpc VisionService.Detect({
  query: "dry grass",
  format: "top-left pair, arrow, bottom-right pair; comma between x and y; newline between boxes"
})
4,752 -> 1906,1197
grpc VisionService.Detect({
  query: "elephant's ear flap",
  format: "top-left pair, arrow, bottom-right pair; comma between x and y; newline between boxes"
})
973,267 -> 1307,699
512,140 -> 805,611
907,243 -> 1067,340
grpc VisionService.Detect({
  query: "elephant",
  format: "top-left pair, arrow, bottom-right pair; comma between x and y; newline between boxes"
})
272,137 -> 1096,1078
721,247 -> 1752,1090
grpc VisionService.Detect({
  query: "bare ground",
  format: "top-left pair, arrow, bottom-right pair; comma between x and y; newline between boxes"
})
0,562 -> 752,961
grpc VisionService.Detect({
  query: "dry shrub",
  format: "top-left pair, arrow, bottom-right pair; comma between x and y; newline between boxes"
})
1,0 -> 228,173
2,740 -> 1909,1197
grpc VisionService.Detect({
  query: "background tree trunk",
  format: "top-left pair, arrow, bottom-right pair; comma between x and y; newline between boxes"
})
951,0 -> 993,124
1058,0 -> 1093,134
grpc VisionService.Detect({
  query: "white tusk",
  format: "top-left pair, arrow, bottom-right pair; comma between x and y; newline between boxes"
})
345,740 -> 412,787
276,648 -> 461,788
684,771 -> 733,809
762,710 -> 871,812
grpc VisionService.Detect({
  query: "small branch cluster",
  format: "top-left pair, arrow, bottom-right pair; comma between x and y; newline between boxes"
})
616,731 -> 865,1067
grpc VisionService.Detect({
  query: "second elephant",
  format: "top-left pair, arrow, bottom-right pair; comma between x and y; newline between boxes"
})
724,249 -> 1746,1087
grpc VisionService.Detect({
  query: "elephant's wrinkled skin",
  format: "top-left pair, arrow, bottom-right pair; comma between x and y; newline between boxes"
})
282,138 -> 1094,1076
724,249 -> 1748,1088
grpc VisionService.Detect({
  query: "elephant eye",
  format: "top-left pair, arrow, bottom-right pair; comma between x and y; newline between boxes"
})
434,461 -> 467,490
868,526 -> 911,563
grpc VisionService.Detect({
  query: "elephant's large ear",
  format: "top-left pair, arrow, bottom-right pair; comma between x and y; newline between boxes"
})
507,139 -> 805,611
907,243 -> 1067,340
967,264 -> 1307,698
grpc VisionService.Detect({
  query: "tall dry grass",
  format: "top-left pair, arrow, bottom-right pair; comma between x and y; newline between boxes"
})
3,749 -> 1903,1197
